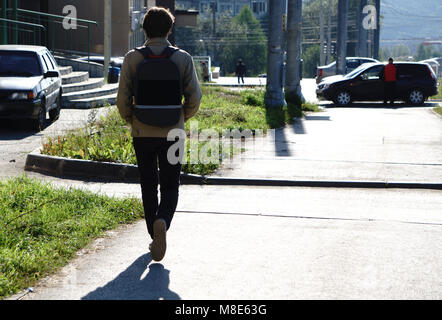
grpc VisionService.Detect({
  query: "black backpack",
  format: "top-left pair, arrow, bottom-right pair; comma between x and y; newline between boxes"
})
133,46 -> 182,127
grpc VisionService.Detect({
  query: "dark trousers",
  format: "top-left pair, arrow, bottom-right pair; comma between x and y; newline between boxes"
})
237,76 -> 244,84
384,81 -> 396,104
133,137 -> 182,240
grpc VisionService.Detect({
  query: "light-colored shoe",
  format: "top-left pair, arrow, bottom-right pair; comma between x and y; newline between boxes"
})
150,219 -> 167,261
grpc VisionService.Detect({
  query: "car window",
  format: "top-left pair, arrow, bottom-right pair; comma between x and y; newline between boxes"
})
0,50 -> 42,76
345,64 -> 373,78
46,51 -> 58,69
40,54 -> 50,73
361,65 -> 384,80
347,59 -> 360,69
397,64 -> 428,78
45,53 -> 55,70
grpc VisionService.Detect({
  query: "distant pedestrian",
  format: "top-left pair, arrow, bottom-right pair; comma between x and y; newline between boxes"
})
201,61 -> 209,82
382,57 -> 397,105
116,7 -> 201,262
235,59 -> 246,84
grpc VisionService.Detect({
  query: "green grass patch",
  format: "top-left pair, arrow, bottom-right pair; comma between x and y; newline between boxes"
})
430,85 -> 442,100
41,87 -> 319,175
0,176 -> 143,299
434,106 -> 442,116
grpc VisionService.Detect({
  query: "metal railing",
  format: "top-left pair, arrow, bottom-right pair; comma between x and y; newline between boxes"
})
0,5 -> 98,62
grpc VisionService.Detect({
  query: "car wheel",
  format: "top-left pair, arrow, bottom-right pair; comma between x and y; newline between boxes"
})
334,91 -> 352,106
49,93 -> 62,122
408,89 -> 425,105
33,104 -> 46,132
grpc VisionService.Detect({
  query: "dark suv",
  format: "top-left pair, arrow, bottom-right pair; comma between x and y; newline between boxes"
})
0,45 -> 62,130
316,62 -> 438,106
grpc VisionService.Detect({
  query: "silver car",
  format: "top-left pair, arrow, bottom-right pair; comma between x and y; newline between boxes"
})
316,57 -> 379,84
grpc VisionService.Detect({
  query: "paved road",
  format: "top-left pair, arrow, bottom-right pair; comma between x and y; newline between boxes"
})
7,183 -> 442,300
0,108 -> 109,180
2,86 -> 442,300
214,103 -> 442,184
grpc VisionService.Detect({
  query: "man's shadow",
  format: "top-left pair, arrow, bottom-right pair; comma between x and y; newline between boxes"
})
82,254 -> 181,300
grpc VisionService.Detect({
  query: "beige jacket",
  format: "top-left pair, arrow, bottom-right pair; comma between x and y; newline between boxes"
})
116,38 -> 202,137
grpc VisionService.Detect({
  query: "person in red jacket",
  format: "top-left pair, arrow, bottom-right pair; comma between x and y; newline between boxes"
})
383,57 -> 397,105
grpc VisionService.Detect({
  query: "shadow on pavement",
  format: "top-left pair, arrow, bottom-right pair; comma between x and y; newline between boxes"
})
274,128 -> 291,156
0,119 -> 50,140
82,254 -> 181,300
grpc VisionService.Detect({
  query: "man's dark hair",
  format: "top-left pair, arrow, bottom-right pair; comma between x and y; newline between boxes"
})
388,57 -> 394,63
142,7 -> 175,39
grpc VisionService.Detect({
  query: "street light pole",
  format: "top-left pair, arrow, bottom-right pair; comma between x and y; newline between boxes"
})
326,0 -> 331,64
104,0 -> 112,81
285,0 -> 302,101
264,0 -> 286,108
336,0 -> 348,75
373,0 -> 381,60
359,0 -> 368,57
319,0 -> 325,66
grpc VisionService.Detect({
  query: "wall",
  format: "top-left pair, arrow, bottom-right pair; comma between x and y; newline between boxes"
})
47,0 -> 130,57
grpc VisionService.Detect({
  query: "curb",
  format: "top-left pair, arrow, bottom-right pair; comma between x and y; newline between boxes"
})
24,149 -> 442,190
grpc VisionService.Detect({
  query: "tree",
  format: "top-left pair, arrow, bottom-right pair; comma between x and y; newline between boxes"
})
415,43 -> 440,61
218,6 -> 267,75
175,7 -> 267,76
302,44 -> 321,78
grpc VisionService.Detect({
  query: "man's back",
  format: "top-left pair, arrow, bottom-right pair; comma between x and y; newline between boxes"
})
384,63 -> 397,82
117,37 -> 201,137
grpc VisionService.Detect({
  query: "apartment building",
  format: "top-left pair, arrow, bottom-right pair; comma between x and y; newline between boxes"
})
7,0 -> 196,56
177,0 -> 268,19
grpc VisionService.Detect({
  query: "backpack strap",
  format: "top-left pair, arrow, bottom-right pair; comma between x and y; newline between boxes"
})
135,45 -> 179,59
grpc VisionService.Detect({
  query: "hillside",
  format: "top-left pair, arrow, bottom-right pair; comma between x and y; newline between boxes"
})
381,0 -> 442,40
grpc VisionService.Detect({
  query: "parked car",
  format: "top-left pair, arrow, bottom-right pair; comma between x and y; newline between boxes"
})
316,57 -> 379,84
0,45 -> 62,130
316,62 -> 438,105
419,58 -> 440,79
77,55 -> 123,83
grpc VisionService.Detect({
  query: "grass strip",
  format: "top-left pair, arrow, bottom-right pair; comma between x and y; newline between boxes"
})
41,87 -> 319,175
0,176 -> 143,299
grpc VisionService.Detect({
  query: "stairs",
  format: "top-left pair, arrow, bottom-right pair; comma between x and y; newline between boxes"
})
59,66 -> 118,109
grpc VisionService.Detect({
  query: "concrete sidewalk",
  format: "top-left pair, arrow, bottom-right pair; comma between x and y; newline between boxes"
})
213,104 -> 442,185
209,77 -> 319,103
8,184 -> 442,300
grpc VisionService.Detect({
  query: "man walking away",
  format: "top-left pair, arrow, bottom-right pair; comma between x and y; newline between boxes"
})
382,57 -> 397,105
235,59 -> 246,84
116,7 -> 202,262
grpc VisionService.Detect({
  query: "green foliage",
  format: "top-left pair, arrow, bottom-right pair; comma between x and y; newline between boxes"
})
175,7 -> 267,76
0,176 -> 143,299
434,106 -> 442,116
415,43 -> 441,61
302,45 -> 321,78
41,87 -> 272,176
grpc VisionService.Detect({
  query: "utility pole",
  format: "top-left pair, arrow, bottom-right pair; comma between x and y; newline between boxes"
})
285,0 -> 303,101
104,0 -> 112,81
211,1 -> 217,62
326,0 -> 332,64
319,0 -> 325,66
359,0 -> 368,57
336,0 -> 348,75
373,0 -> 380,60
264,0 -> 286,108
